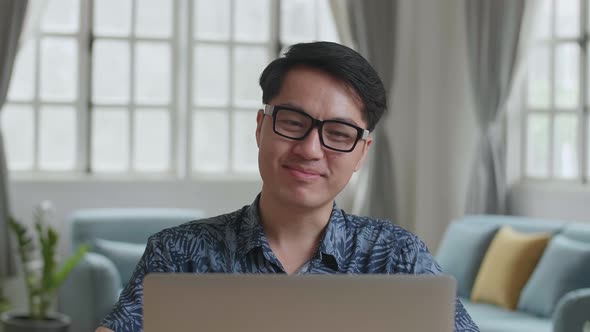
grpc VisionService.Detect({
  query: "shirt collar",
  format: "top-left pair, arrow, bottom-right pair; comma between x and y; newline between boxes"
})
237,194 -> 348,271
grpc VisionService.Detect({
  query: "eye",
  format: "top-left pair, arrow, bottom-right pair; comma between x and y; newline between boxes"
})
278,119 -> 305,128
325,129 -> 354,141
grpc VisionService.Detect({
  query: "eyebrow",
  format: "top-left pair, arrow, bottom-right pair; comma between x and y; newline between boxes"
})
275,102 -> 362,127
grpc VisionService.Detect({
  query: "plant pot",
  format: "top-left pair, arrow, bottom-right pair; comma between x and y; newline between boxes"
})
0,312 -> 70,332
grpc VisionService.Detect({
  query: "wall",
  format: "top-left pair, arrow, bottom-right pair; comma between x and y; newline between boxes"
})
509,182 -> 590,222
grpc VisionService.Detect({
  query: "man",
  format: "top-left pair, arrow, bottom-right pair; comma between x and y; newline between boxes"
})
97,41 -> 478,332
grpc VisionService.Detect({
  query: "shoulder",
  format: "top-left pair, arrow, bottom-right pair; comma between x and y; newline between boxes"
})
341,211 -> 423,250
346,214 -> 438,274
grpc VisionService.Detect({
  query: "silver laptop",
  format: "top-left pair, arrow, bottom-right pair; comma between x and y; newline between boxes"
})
143,273 -> 456,332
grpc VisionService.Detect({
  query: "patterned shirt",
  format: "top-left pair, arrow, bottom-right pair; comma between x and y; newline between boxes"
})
101,196 -> 479,332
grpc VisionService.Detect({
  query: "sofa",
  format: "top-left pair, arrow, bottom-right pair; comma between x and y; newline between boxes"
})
58,208 -> 204,332
436,215 -> 590,332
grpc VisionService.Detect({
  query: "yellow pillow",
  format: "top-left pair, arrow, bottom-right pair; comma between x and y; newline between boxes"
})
470,226 -> 551,310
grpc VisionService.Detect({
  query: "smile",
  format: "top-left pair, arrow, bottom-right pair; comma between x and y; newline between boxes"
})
284,165 -> 323,180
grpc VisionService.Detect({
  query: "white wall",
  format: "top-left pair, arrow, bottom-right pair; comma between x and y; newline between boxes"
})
509,182 -> 590,222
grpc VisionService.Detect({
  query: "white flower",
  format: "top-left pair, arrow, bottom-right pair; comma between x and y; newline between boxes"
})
39,200 -> 54,214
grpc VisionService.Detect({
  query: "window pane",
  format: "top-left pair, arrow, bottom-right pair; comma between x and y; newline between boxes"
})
318,0 -> 340,42
281,0 -> 316,44
193,45 -> 229,106
135,42 -> 171,104
527,46 -> 550,109
39,106 -> 76,170
92,109 -> 129,172
134,109 -> 170,172
534,0 -> 551,41
233,46 -> 268,107
94,0 -> 132,36
41,0 -> 78,33
553,114 -> 578,179
192,111 -> 229,172
234,0 -> 270,42
136,0 -> 172,38
556,0 -> 580,38
7,40 -> 35,102
40,37 -> 77,102
2,105 -> 34,170
555,44 -> 579,109
526,114 -> 549,178
194,0 -> 230,40
93,40 -> 130,104
233,111 -> 258,173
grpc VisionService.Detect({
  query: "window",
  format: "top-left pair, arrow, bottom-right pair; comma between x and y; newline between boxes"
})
523,0 -> 588,181
2,0 -> 340,177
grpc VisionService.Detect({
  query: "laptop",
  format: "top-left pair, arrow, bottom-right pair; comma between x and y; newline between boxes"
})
143,273 -> 456,332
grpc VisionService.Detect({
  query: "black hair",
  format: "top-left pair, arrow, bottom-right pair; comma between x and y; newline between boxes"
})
259,41 -> 386,132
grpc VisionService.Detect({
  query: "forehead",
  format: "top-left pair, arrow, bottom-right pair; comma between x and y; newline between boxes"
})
271,66 -> 366,126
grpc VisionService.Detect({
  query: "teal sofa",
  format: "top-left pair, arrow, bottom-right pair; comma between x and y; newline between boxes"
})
58,208 -> 204,332
436,215 -> 590,332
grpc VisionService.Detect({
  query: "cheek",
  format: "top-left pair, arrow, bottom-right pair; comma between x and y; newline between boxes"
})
259,135 -> 291,164
326,154 -> 356,175
328,149 -> 366,175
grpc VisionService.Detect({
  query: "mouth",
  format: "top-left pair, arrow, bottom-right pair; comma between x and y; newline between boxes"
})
283,165 -> 324,180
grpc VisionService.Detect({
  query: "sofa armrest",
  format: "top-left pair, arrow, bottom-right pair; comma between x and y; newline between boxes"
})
552,288 -> 590,332
59,252 -> 122,332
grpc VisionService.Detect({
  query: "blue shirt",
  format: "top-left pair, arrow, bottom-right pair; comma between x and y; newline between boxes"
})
101,196 -> 479,332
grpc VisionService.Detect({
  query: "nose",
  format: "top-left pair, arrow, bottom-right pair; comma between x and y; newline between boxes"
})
292,126 -> 324,160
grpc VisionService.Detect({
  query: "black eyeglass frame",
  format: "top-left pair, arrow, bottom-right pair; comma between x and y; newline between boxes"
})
263,104 -> 370,153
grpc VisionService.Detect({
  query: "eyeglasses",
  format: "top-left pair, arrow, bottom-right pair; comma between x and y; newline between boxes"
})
263,104 -> 370,153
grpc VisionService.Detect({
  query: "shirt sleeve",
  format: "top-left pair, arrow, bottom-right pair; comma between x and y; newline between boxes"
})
99,234 -> 177,332
404,234 -> 480,332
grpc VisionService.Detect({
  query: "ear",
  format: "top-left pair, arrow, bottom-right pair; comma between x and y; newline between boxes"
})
354,136 -> 373,172
255,110 -> 264,148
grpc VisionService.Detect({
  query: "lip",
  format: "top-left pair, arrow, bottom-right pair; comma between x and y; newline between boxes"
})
284,165 -> 323,180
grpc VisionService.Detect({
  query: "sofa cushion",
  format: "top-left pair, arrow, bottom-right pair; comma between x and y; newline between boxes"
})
461,298 -> 552,332
456,215 -> 564,234
561,223 -> 590,243
518,235 -> 590,317
93,238 -> 146,286
436,221 -> 498,298
471,226 -> 551,310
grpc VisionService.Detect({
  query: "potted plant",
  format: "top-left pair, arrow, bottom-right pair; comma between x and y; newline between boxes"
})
0,287 -> 9,313
1,202 -> 88,332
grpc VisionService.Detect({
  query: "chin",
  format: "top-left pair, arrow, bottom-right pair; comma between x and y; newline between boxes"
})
277,187 -> 333,210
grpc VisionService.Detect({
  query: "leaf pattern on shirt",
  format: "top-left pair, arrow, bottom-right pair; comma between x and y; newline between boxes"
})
100,195 -> 479,332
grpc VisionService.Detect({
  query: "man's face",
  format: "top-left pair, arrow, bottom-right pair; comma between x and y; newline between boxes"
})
255,66 -> 373,210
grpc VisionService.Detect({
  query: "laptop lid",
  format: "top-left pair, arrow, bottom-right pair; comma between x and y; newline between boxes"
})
143,273 -> 456,332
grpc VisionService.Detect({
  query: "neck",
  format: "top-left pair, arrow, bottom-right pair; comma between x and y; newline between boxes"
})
258,192 -> 333,247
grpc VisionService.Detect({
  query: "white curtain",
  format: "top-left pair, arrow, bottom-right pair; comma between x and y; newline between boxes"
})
0,0 -> 29,279
331,0 -> 398,222
464,0 -> 538,214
